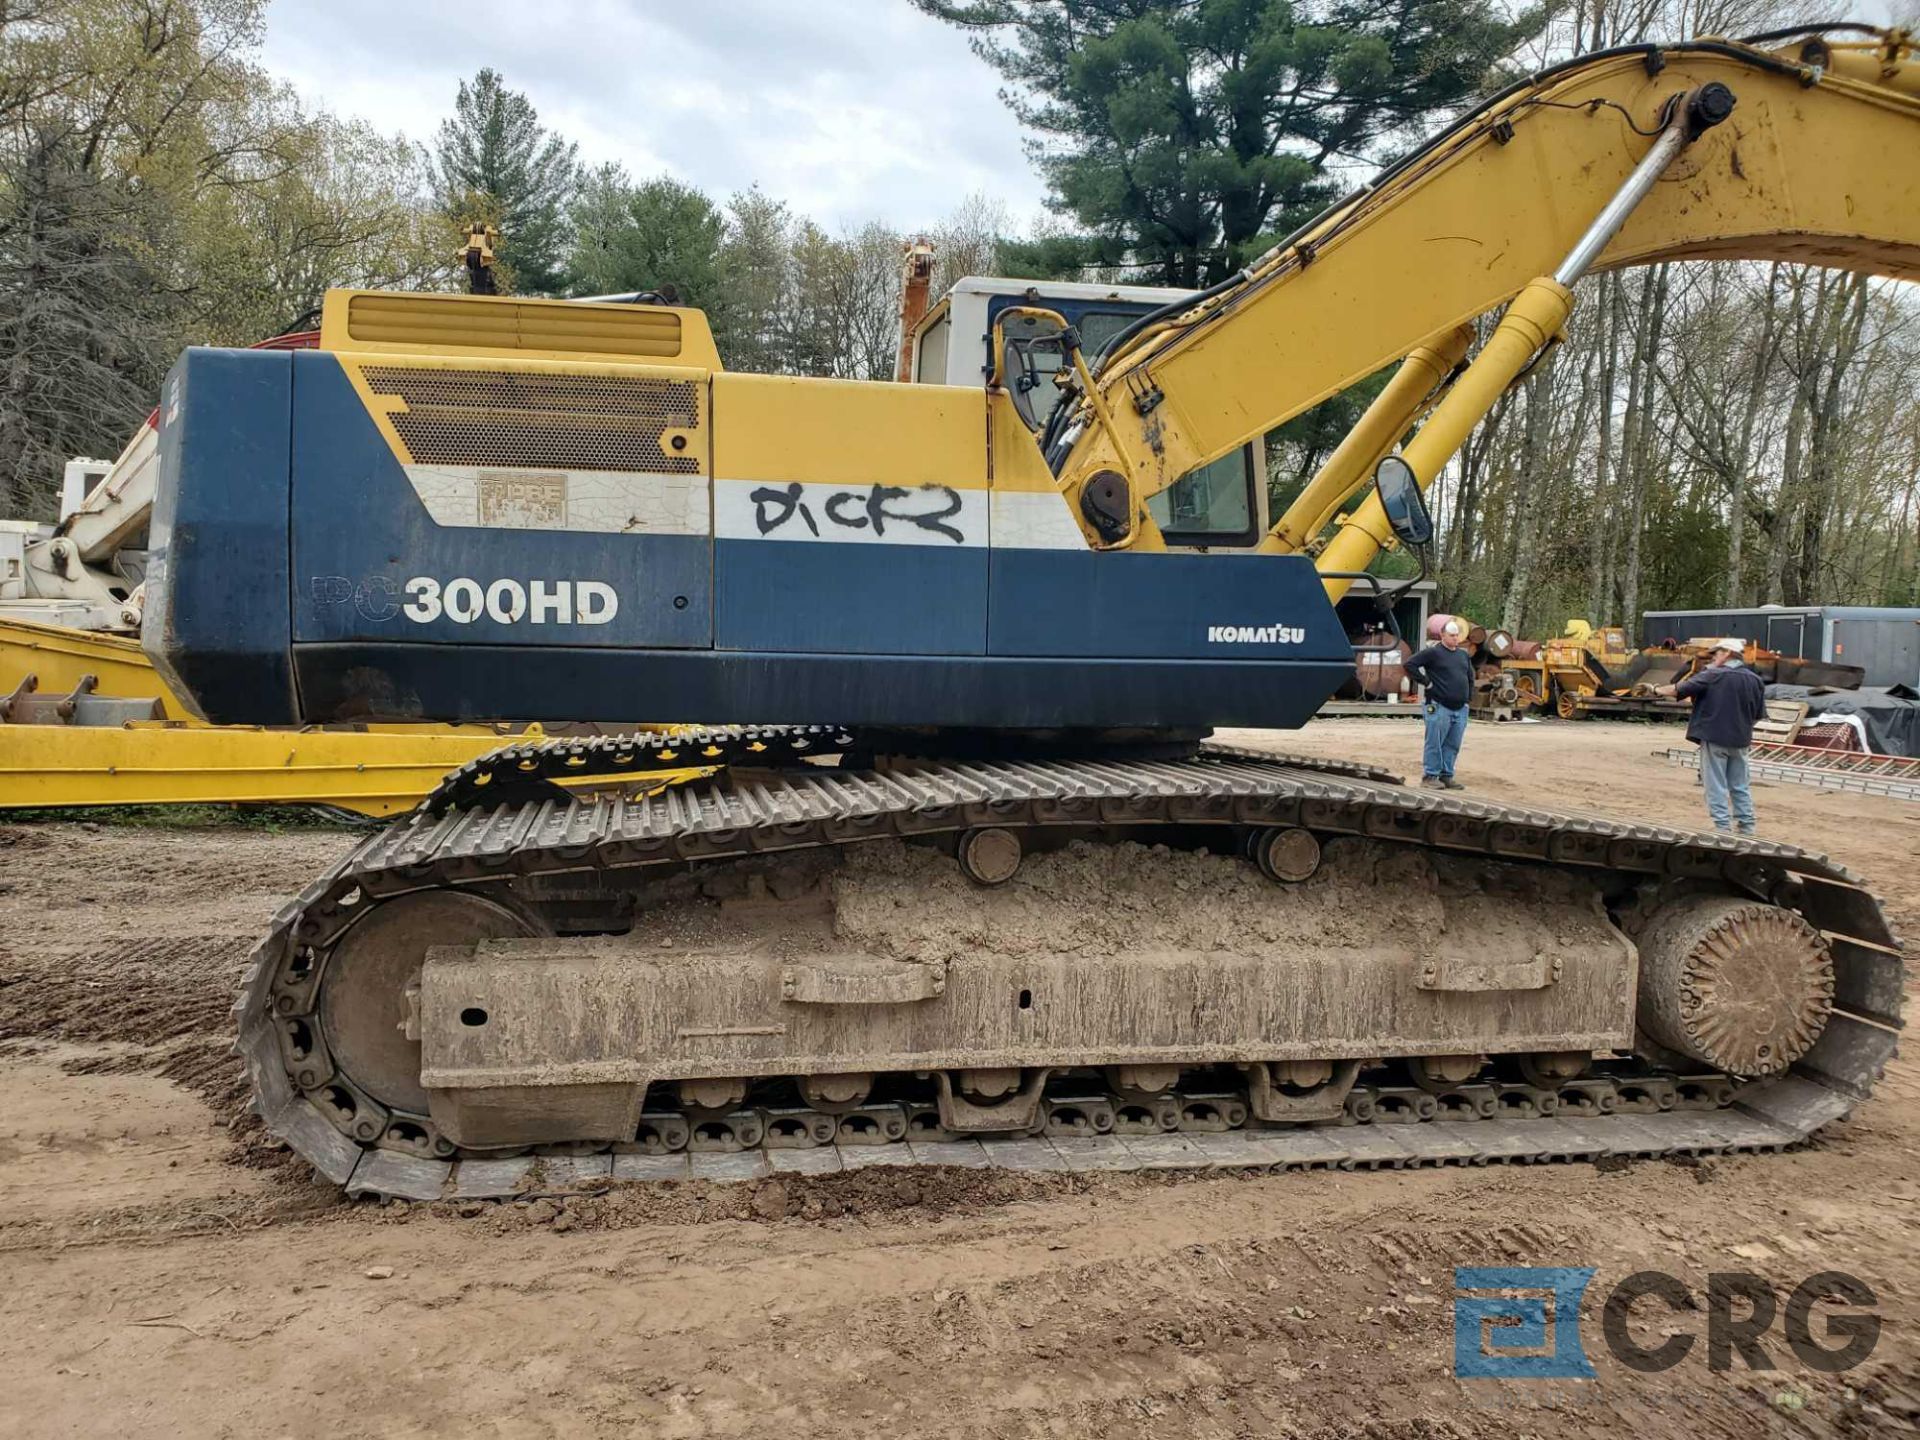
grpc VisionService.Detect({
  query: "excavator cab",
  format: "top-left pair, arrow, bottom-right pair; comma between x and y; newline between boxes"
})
914,278 -> 1271,550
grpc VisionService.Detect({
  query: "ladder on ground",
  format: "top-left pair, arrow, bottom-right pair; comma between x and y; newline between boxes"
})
1659,742 -> 1920,803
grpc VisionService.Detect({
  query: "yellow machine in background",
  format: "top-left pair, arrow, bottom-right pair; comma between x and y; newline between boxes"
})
1494,621 -> 1636,719
0,617 -> 551,816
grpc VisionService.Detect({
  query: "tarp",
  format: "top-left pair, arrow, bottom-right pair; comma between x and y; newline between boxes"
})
1766,684 -> 1920,758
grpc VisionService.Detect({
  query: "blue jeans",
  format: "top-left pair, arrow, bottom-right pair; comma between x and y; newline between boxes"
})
1700,742 -> 1755,832
1422,702 -> 1468,779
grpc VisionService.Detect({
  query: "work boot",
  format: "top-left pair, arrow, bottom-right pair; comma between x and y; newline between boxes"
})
1441,777 -> 1465,790
1420,776 -> 1445,790
1737,824 -> 1756,837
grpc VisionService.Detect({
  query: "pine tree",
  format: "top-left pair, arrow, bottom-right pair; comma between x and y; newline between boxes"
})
916,0 -> 1541,286
565,165 -> 727,304
430,69 -> 579,295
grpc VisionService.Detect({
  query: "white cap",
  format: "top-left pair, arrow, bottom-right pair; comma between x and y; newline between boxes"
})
1709,637 -> 1745,655
1442,620 -> 1463,637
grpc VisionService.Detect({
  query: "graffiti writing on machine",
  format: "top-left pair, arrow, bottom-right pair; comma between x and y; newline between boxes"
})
310,574 -> 618,625
747,482 -> 966,544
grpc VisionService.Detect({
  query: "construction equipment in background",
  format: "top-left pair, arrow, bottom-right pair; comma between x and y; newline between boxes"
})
0,613 -> 730,815
1,421 -> 157,632
893,238 -> 937,382
0,714 -> 563,818
1563,638 -> 1866,721
1524,622 -> 1635,719
1432,618 -> 1871,723
0,615 -> 567,816
143,27 -> 1917,1197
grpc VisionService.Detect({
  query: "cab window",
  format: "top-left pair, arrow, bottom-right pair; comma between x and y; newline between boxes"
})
1148,448 -> 1257,547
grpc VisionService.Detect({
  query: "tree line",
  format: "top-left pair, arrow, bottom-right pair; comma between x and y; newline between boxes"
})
0,0 -> 1010,517
3,0 -> 1914,626
1,0 -> 446,514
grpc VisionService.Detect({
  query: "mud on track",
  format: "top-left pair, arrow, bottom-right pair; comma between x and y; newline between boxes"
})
2,721 -> 1918,1439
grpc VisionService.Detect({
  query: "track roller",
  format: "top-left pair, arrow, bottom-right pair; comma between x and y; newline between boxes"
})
958,827 -> 1023,885
678,1078 -> 750,1113
799,1072 -> 874,1113
1254,827 -> 1322,882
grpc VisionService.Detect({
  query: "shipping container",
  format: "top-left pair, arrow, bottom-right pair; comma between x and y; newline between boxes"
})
1640,605 -> 1920,687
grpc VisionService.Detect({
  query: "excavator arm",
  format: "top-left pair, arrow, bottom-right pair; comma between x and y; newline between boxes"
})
1038,27 -> 1920,579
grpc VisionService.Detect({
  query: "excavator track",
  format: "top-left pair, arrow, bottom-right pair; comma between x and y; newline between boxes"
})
420,727 -> 1400,813
236,752 -> 1904,1201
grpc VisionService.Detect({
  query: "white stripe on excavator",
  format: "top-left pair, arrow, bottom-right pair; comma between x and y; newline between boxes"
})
404,465 -> 1094,551
404,465 -> 709,536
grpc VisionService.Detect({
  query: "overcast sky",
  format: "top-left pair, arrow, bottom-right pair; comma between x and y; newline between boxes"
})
258,0 -> 1051,231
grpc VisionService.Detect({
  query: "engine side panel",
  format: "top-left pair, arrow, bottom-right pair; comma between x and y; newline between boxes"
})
290,351 -> 713,656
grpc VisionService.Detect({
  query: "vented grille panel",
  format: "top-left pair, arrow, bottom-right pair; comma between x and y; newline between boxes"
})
346,292 -> 684,358
360,367 -> 702,473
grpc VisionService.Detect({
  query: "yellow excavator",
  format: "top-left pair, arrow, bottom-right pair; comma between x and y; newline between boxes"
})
143,26 -> 1915,1196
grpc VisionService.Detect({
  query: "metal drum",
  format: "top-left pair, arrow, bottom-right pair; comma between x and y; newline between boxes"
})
1349,636 -> 1413,699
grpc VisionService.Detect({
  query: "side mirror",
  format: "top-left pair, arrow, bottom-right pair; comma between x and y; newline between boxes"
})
990,307 -> 1073,432
1373,455 -> 1433,548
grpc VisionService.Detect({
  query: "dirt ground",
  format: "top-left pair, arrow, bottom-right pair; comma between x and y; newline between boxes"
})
2,718 -> 1918,1439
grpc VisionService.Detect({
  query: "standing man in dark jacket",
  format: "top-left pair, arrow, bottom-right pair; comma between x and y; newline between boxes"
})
1657,638 -> 1768,834
1405,619 -> 1475,790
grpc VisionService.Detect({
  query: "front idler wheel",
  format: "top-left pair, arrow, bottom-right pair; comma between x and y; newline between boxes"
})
318,889 -> 545,1118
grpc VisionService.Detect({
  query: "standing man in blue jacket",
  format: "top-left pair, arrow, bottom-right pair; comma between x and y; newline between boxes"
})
1657,638 -> 1768,834
1405,619 -> 1475,790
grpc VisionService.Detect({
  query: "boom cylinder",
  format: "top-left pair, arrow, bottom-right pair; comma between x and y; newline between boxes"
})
1317,279 -> 1574,598
1261,324 -> 1473,556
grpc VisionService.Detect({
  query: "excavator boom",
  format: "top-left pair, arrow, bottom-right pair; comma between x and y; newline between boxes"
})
1045,29 -> 1920,567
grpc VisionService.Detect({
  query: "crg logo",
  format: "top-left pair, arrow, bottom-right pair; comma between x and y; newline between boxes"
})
1206,623 -> 1306,645
403,576 -> 618,626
